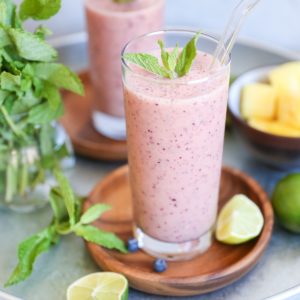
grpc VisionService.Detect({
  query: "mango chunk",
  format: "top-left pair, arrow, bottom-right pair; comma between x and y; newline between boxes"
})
269,62 -> 300,96
269,62 -> 300,129
241,83 -> 277,121
249,118 -> 300,137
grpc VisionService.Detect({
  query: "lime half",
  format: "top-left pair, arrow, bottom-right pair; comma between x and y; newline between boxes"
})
216,194 -> 264,244
67,272 -> 128,300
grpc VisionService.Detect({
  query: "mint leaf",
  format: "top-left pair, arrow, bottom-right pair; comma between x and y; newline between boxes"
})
41,81 -> 61,110
74,225 -> 127,253
0,90 -> 9,105
175,32 -> 201,77
31,63 -> 84,95
0,28 -> 11,47
158,40 -> 169,70
80,204 -> 111,225
28,101 -> 63,124
0,72 -> 21,91
168,45 -> 179,72
49,187 -> 68,224
5,225 -> 59,287
34,25 -> 52,39
54,170 -> 76,226
19,0 -> 61,21
124,53 -> 168,78
158,40 -> 179,73
8,28 -> 57,62
0,0 -> 15,26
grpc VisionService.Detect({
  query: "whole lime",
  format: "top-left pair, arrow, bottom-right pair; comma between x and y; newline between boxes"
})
272,173 -> 300,233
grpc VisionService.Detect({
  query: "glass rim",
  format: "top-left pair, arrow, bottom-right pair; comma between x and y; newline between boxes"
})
121,29 -> 231,85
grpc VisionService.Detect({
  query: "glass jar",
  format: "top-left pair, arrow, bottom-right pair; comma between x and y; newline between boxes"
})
0,122 -> 74,212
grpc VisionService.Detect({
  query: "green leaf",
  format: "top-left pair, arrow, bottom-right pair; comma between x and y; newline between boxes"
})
5,225 -> 59,287
168,44 -> 179,72
54,170 -> 76,226
158,40 -> 169,70
8,28 -> 57,62
124,53 -> 169,78
158,40 -> 179,78
74,225 -> 127,253
49,187 -> 68,224
175,32 -> 201,77
0,90 -> 9,105
0,27 -> 11,47
0,0 -> 15,26
0,71 -> 21,91
41,81 -> 61,110
34,25 -> 52,39
19,0 -> 61,21
31,63 -> 83,95
80,204 -> 111,225
27,101 -> 63,124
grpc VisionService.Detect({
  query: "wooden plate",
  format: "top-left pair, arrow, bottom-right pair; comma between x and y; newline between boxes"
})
84,165 -> 274,296
61,71 -> 127,161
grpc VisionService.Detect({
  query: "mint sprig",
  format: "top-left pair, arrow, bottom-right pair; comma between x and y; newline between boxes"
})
5,170 -> 127,287
124,32 -> 201,79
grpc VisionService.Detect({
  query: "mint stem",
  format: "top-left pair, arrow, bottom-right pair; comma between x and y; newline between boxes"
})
5,157 -> 17,202
0,106 -> 22,137
18,160 -> 28,196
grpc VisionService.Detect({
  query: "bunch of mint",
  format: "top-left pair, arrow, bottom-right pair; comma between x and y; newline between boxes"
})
0,0 -> 83,202
5,170 -> 127,286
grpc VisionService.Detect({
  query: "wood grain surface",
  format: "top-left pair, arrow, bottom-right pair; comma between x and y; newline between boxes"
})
83,165 -> 274,296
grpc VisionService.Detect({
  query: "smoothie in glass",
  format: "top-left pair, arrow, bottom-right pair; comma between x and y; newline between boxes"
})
85,0 -> 164,140
122,31 -> 230,260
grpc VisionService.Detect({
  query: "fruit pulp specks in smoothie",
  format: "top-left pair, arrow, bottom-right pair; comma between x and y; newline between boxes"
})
124,51 -> 230,244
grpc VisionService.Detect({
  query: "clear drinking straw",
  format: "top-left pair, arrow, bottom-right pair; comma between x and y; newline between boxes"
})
210,0 -> 262,69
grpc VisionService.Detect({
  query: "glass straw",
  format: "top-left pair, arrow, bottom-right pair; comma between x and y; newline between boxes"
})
210,0 -> 262,69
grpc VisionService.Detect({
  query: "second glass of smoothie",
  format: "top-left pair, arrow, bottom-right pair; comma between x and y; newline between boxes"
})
85,0 -> 164,140
122,30 -> 230,260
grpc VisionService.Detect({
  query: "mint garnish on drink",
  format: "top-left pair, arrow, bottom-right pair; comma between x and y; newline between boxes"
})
124,32 -> 201,79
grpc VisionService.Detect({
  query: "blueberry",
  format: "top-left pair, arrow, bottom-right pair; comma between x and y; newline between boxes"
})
153,258 -> 167,273
127,238 -> 139,252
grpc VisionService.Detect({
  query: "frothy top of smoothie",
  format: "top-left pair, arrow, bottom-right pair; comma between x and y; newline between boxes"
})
85,0 -> 160,12
124,50 -> 230,102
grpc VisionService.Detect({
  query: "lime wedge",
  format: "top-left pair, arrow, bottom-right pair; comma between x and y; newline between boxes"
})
216,194 -> 264,244
67,272 -> 128,300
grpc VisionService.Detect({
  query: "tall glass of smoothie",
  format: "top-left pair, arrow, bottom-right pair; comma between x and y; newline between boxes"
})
122,30 -> 230,260
84,0 -> 165,140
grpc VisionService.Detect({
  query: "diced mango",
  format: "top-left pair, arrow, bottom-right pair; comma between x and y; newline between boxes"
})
277,96 -> 300,129
249,118 -> 300,137
269,63 -> 300,96
241,83 -> 277,121
269,62 -> 300,129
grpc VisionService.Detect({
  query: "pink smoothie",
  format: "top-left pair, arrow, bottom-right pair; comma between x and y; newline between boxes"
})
85,0 -> 164,117
124,52 -> 230,244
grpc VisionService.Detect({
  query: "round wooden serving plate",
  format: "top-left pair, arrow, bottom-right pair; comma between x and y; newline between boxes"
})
61,71 -> 127,161
84,165 -> 274,296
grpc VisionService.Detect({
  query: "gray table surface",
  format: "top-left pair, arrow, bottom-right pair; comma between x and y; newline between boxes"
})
1,38 -> 300,300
